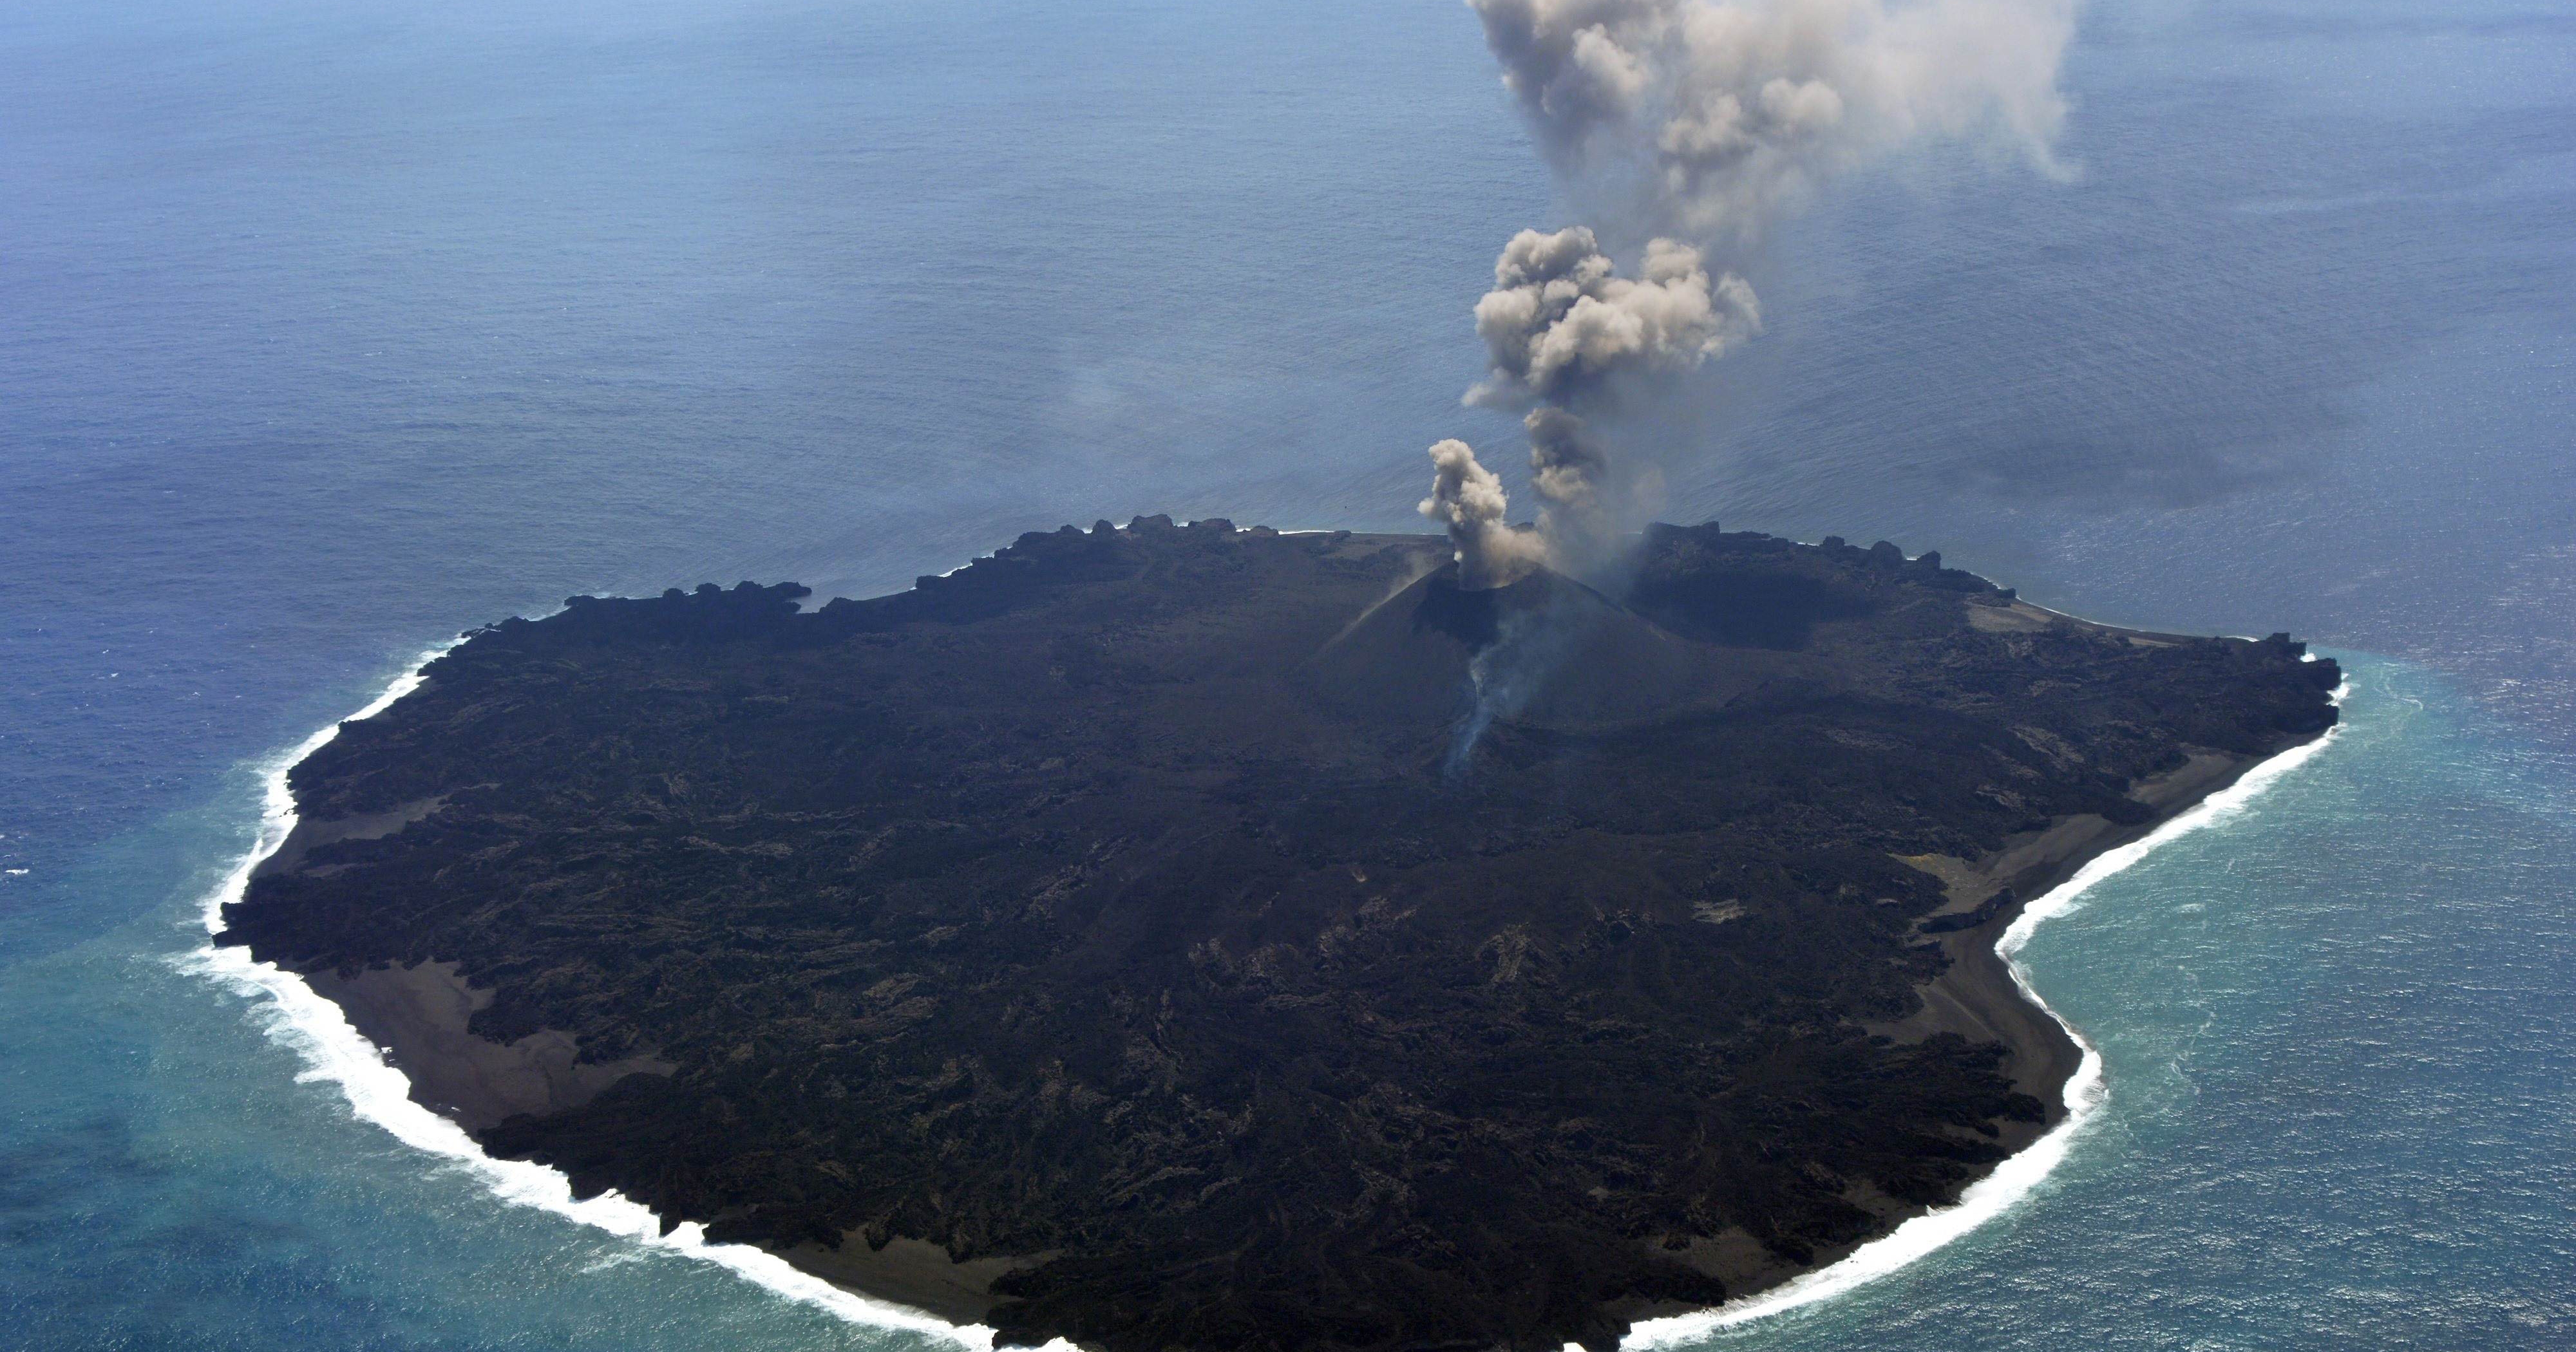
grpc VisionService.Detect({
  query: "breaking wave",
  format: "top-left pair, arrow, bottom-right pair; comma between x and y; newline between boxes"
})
173,636 -> 2347,1350
173,641 -> 1004,1350
1627,678 -> 2351,1344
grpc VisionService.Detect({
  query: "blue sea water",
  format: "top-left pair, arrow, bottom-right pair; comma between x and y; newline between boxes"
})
3,0 -> 2571,1348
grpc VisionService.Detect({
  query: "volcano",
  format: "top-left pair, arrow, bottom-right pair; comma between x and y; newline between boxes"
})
1303,562 -> 1808,735
220,516 -> 2338,1352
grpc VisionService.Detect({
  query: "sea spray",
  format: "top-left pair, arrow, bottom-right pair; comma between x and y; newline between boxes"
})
1624,676 -> 2353,1344
173,641 -> 1027,1351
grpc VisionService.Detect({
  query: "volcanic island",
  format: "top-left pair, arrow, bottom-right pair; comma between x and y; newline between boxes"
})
220,518 -> 2339,1352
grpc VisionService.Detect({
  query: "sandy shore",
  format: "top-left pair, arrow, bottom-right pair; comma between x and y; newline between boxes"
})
254,805 -> 676,1132
256,802 -> 1020,1320
774,1234 -> 1054,1325
1877,746 -> 2277,1117
301,959 -> 676,1132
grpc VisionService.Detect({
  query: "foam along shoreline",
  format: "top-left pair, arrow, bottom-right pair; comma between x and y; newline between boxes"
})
175,642 -> 1017,1352
181,634 -> 2344,1352
1624,672 -> 2352,1346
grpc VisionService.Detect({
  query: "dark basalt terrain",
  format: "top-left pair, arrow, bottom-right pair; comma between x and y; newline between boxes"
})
220,518 -> 2339,1352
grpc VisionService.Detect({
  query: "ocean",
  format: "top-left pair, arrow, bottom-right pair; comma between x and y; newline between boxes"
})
3,0 -> 2570,1347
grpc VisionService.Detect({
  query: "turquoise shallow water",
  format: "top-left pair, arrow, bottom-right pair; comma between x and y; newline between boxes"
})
4,0 -> 2571,1346
1687,656 -> 2576,1349
4,654 -> 2567,1350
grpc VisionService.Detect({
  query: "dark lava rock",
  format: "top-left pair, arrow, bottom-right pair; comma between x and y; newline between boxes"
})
220,520 -> 2337,1352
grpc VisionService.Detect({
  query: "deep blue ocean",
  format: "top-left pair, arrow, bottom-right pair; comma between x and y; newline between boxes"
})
3,1 -> 2570,1348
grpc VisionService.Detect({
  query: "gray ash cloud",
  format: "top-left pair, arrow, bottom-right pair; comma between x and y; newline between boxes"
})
1424,0 -> 2074,590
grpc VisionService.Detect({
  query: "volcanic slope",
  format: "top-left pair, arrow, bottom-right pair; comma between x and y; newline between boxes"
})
221,518 -> 2340,1352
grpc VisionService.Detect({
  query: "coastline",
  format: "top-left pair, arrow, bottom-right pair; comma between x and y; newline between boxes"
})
1627,670 -> 2351,1341
175,642 -> 1001,1351
183,636 -> 2345,1351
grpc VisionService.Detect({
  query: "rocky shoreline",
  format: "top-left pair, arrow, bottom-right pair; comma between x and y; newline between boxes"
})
265,722 -> 2320,1329
220,519 -> 2340,1351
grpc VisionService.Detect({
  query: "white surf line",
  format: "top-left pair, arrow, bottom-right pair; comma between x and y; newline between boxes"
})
174,632 -> 2354,1349
173,641 -> 1018,1351
1626,679 -> 2353,1346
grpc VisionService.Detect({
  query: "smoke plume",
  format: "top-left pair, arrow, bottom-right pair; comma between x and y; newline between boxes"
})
1419,411 -> 1653,589
1522,406 -> 1621,570
1425,0 -> 2072,593
1468,228 -> 1760,409
1420,438 -> 1550,587
1466,0 -> 2075,241
1430,229 -> 1752,587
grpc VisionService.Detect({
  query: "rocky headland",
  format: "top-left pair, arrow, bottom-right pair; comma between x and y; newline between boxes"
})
219,518 -> 2340,1352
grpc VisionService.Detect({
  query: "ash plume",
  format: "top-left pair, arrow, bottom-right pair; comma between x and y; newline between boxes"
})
1466,0 -> 2075,243
1428,0 -> 2072,590
1468,228 -> 1760,409
1528,404 -> 1676,578
1436,230 -> 1748,588
1425,0 -> 2074,769
1420,438 -> 1549,587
